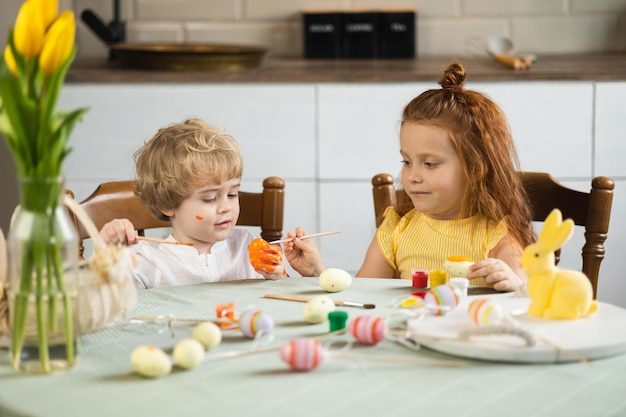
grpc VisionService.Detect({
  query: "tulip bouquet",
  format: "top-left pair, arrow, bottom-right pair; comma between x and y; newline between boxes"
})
0,0 -> 87,373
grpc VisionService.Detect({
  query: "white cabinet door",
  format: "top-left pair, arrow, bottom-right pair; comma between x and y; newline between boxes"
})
474,81 -> 593,178
60,83 -> 317,200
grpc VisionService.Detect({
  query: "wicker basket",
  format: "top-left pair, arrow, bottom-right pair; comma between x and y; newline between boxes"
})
0,196 -> 138,339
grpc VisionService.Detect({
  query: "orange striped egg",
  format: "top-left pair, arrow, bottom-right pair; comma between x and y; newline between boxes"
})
468,298 -> 505,325
348,315 -> 387,345
424,284 -> 462,316
280,338 -> 326,371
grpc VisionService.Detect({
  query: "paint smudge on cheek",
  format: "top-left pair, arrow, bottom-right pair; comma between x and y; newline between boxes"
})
195,215 -> 204,221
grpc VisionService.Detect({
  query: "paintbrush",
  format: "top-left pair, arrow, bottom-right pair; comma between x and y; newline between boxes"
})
136,236 -> 194,246
269,231 -> 340,245
264,293 -> 375,309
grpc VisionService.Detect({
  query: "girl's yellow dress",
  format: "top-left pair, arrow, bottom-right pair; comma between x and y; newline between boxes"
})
376,207 -> 508,287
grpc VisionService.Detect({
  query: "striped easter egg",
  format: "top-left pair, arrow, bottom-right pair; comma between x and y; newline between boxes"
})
279,338 -> 326,371
468,298 -> 505,325
348,315 -> 387,345
424,284 -> 462,316
239,308 -> 274,339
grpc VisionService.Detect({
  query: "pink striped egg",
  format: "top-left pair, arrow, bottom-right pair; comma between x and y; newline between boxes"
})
348,315 -> 387,345
468,298 -> 505,325
239,308 -> 274,339
279,338 -> 326,371
424,284 -> 462,316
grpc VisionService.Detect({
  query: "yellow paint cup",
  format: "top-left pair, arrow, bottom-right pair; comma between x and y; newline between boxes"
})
429,270 -> 448,288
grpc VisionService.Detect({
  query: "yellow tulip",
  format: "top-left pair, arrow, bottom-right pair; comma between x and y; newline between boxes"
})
39,11 -> 75,75
35,0 -> 59,29
13,0 -> 46,58
4,46 -> 18,75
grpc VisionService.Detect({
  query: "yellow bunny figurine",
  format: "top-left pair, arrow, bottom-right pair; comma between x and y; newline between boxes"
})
521,209 -> 598,319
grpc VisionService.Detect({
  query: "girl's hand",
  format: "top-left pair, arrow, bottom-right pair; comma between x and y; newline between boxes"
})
468,258 -> 524,292
99,219 -> 138,245
283,227 -> 326,277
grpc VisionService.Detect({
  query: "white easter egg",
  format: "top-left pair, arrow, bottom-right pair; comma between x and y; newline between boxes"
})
192,321 -> 222,350
303,295 -> 336,324
319,268 -> 353,293
173,338 -> 206,369
444,259 -> 474,278
130,345 -> 172,378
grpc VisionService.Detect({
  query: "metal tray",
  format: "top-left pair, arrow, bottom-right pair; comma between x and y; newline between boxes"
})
110,43 -> 267,71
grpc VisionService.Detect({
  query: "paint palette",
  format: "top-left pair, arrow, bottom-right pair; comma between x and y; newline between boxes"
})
407,294 -> 626,363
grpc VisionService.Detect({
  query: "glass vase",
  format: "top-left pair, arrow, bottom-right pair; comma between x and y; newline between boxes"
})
7,176 -> 79,373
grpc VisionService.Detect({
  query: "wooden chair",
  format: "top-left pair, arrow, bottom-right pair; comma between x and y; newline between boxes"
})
68,176 -> 285,258
371,172 -> 614,298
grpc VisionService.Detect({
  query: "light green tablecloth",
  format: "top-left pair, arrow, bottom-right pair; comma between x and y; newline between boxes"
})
1,277 -> 625,417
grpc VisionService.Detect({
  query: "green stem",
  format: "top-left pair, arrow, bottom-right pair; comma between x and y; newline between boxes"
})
46,251 -> 57,333
10,241 -> 33,368
52,238 -> 75,365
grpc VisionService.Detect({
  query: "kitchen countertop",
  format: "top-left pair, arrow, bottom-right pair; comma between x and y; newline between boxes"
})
66,53 -> 626,83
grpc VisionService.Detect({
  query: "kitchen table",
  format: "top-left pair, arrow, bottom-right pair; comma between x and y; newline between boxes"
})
0,277 -> 625,417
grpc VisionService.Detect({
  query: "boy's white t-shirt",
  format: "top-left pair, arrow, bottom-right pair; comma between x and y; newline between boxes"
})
131,228 -> 262,289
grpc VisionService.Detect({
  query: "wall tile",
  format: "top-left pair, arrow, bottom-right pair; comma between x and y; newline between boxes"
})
353,0 -> 460,18
126,21 -> 185,43
243,0 -> 350,20
136,0 -> 240,21
418,18 -> 509,56
463,0 -> 565,16
185,22 -> 293,56
513,15 -> 621,53
571,0 -> 626,13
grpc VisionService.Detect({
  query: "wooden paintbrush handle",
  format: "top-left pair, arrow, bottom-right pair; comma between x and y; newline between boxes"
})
263,294 -> 374,309
264,294 -> 313,303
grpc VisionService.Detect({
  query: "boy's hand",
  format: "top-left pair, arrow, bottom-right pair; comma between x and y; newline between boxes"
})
248,238 -> 287,280
283,227 -> 326,277
99,219 -> 138,245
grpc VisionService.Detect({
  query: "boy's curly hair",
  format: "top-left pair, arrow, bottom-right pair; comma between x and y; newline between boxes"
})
133,118 -> 243,221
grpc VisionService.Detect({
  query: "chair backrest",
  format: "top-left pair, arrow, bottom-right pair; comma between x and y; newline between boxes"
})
371,172 -> 614,298
69,176 -> 285,258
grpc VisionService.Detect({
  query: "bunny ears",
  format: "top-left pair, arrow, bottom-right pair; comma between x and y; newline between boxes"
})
536,209 -> 575,253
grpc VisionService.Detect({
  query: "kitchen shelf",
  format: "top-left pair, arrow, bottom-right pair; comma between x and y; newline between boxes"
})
66,53 -> 626,83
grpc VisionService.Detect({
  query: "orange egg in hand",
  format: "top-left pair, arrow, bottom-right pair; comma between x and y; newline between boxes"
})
248,237 -> 283,272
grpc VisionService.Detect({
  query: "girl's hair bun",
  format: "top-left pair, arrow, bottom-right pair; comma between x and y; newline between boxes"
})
439,63 -> 466,90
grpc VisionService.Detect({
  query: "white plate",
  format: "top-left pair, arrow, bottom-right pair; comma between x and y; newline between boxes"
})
408,294 -> 626,363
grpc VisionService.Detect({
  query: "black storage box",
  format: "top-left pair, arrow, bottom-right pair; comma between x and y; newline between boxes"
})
341,12 -> 380,58
303,10 -> 416,59
303,12 -> 342,59
379,11 -> 415,58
